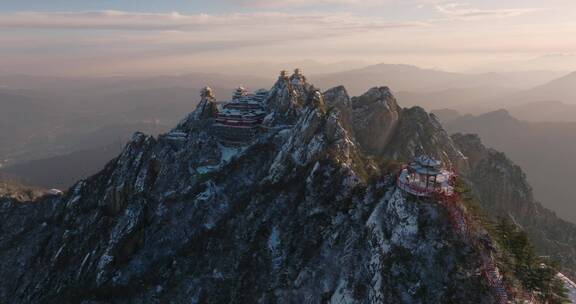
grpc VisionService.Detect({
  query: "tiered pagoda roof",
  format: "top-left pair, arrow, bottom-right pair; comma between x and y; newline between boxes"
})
212,87 -> 268,144
408,155 -> 442,176
209,69 -> 302,144
214,88 -> 267,128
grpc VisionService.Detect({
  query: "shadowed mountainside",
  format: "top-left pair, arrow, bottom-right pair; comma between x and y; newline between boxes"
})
454,133 -> 576,279
436,109 -> 576,224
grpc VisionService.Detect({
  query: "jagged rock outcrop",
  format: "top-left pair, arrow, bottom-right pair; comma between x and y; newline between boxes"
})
264,69 -> 315,125
0,74 -> 521,303
323,86 -> 465,168
324,85 -> 351,110
350,87 -> 400,156
453,133 -> 576,279
193,86 -> 218,120
382,108 -> 466,167
176,87 -> 219,133
323,85 -> 355,137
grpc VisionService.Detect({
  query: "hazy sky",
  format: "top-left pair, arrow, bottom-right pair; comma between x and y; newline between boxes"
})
1,0 -> 576,76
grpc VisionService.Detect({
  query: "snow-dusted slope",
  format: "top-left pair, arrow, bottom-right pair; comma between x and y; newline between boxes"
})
558,273 -> 576,303
0,71 -> 524,303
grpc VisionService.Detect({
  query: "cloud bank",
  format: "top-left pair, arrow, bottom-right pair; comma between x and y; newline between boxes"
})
0,1 -> 574,76
0,10 -> 426,31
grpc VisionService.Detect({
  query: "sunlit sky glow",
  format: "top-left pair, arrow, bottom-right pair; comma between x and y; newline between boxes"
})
1,0 -> 576,76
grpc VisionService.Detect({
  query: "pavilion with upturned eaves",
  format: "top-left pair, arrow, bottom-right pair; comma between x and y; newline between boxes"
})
397,155 -> 456,198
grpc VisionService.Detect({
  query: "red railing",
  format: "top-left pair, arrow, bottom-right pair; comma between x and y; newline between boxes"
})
397,176 -> 457,199
397,177 -> 435,196
483,261 -> 510,304
397,165 -> 512,304
214,119 -> 263,127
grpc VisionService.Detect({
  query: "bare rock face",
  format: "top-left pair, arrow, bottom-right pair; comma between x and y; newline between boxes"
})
265,70 -> 315,125
351,87 -> 401,156
194,86 -> 218,120
382,107 -> 466,167
327,86 -> 466,169
324,85 -> 351,110
324,85 -> 354,136
0,74 -> 518,303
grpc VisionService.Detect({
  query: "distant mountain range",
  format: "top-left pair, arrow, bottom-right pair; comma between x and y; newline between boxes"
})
397,86 -> 519,113
522,71 -> 576,104
313,63 -> 564,95
2,64 -> 575,193
0,82 -> 246,165
473,71 -> 576,113
0,122 -> 169,190
313,64 -> 573,115
0,72 -> 270,93
1,143 -> 122,190
435,109 -> 576,223
507,101 -> 576,122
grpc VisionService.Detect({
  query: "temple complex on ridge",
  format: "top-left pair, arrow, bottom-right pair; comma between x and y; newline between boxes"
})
397,155 -> 456,198
195,68 -> 313,145
211,86 -> 269,145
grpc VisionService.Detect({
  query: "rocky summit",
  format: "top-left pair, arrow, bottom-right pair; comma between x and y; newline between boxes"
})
0,70 -> 568,303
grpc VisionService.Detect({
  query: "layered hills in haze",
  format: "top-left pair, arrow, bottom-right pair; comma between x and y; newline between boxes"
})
313,64 -> 562,96
314,64 -> 574,116
436,109 -> 576,224
0,72 -> 270,167
521,71 -> 576,105
507,101 -> 576,122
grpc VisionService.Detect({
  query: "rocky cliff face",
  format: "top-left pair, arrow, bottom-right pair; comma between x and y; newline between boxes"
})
0,72 -> 520,303
323,85 -> 465,167
193,86 -> 218,120
349,87 -> 400,156
263,70 -> 315,126
453,133 -> 576,280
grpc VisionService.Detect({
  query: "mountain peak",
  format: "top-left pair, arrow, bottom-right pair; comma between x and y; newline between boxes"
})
323,85 -> 349,107
0,71 -> 534,303
481,108 -> 515,120
353,86 -> 396,106
193,86 -> 218,120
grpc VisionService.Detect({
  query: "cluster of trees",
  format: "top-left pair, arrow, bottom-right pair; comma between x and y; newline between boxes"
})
455,180 -> 570,303
494,219 -> 570,303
